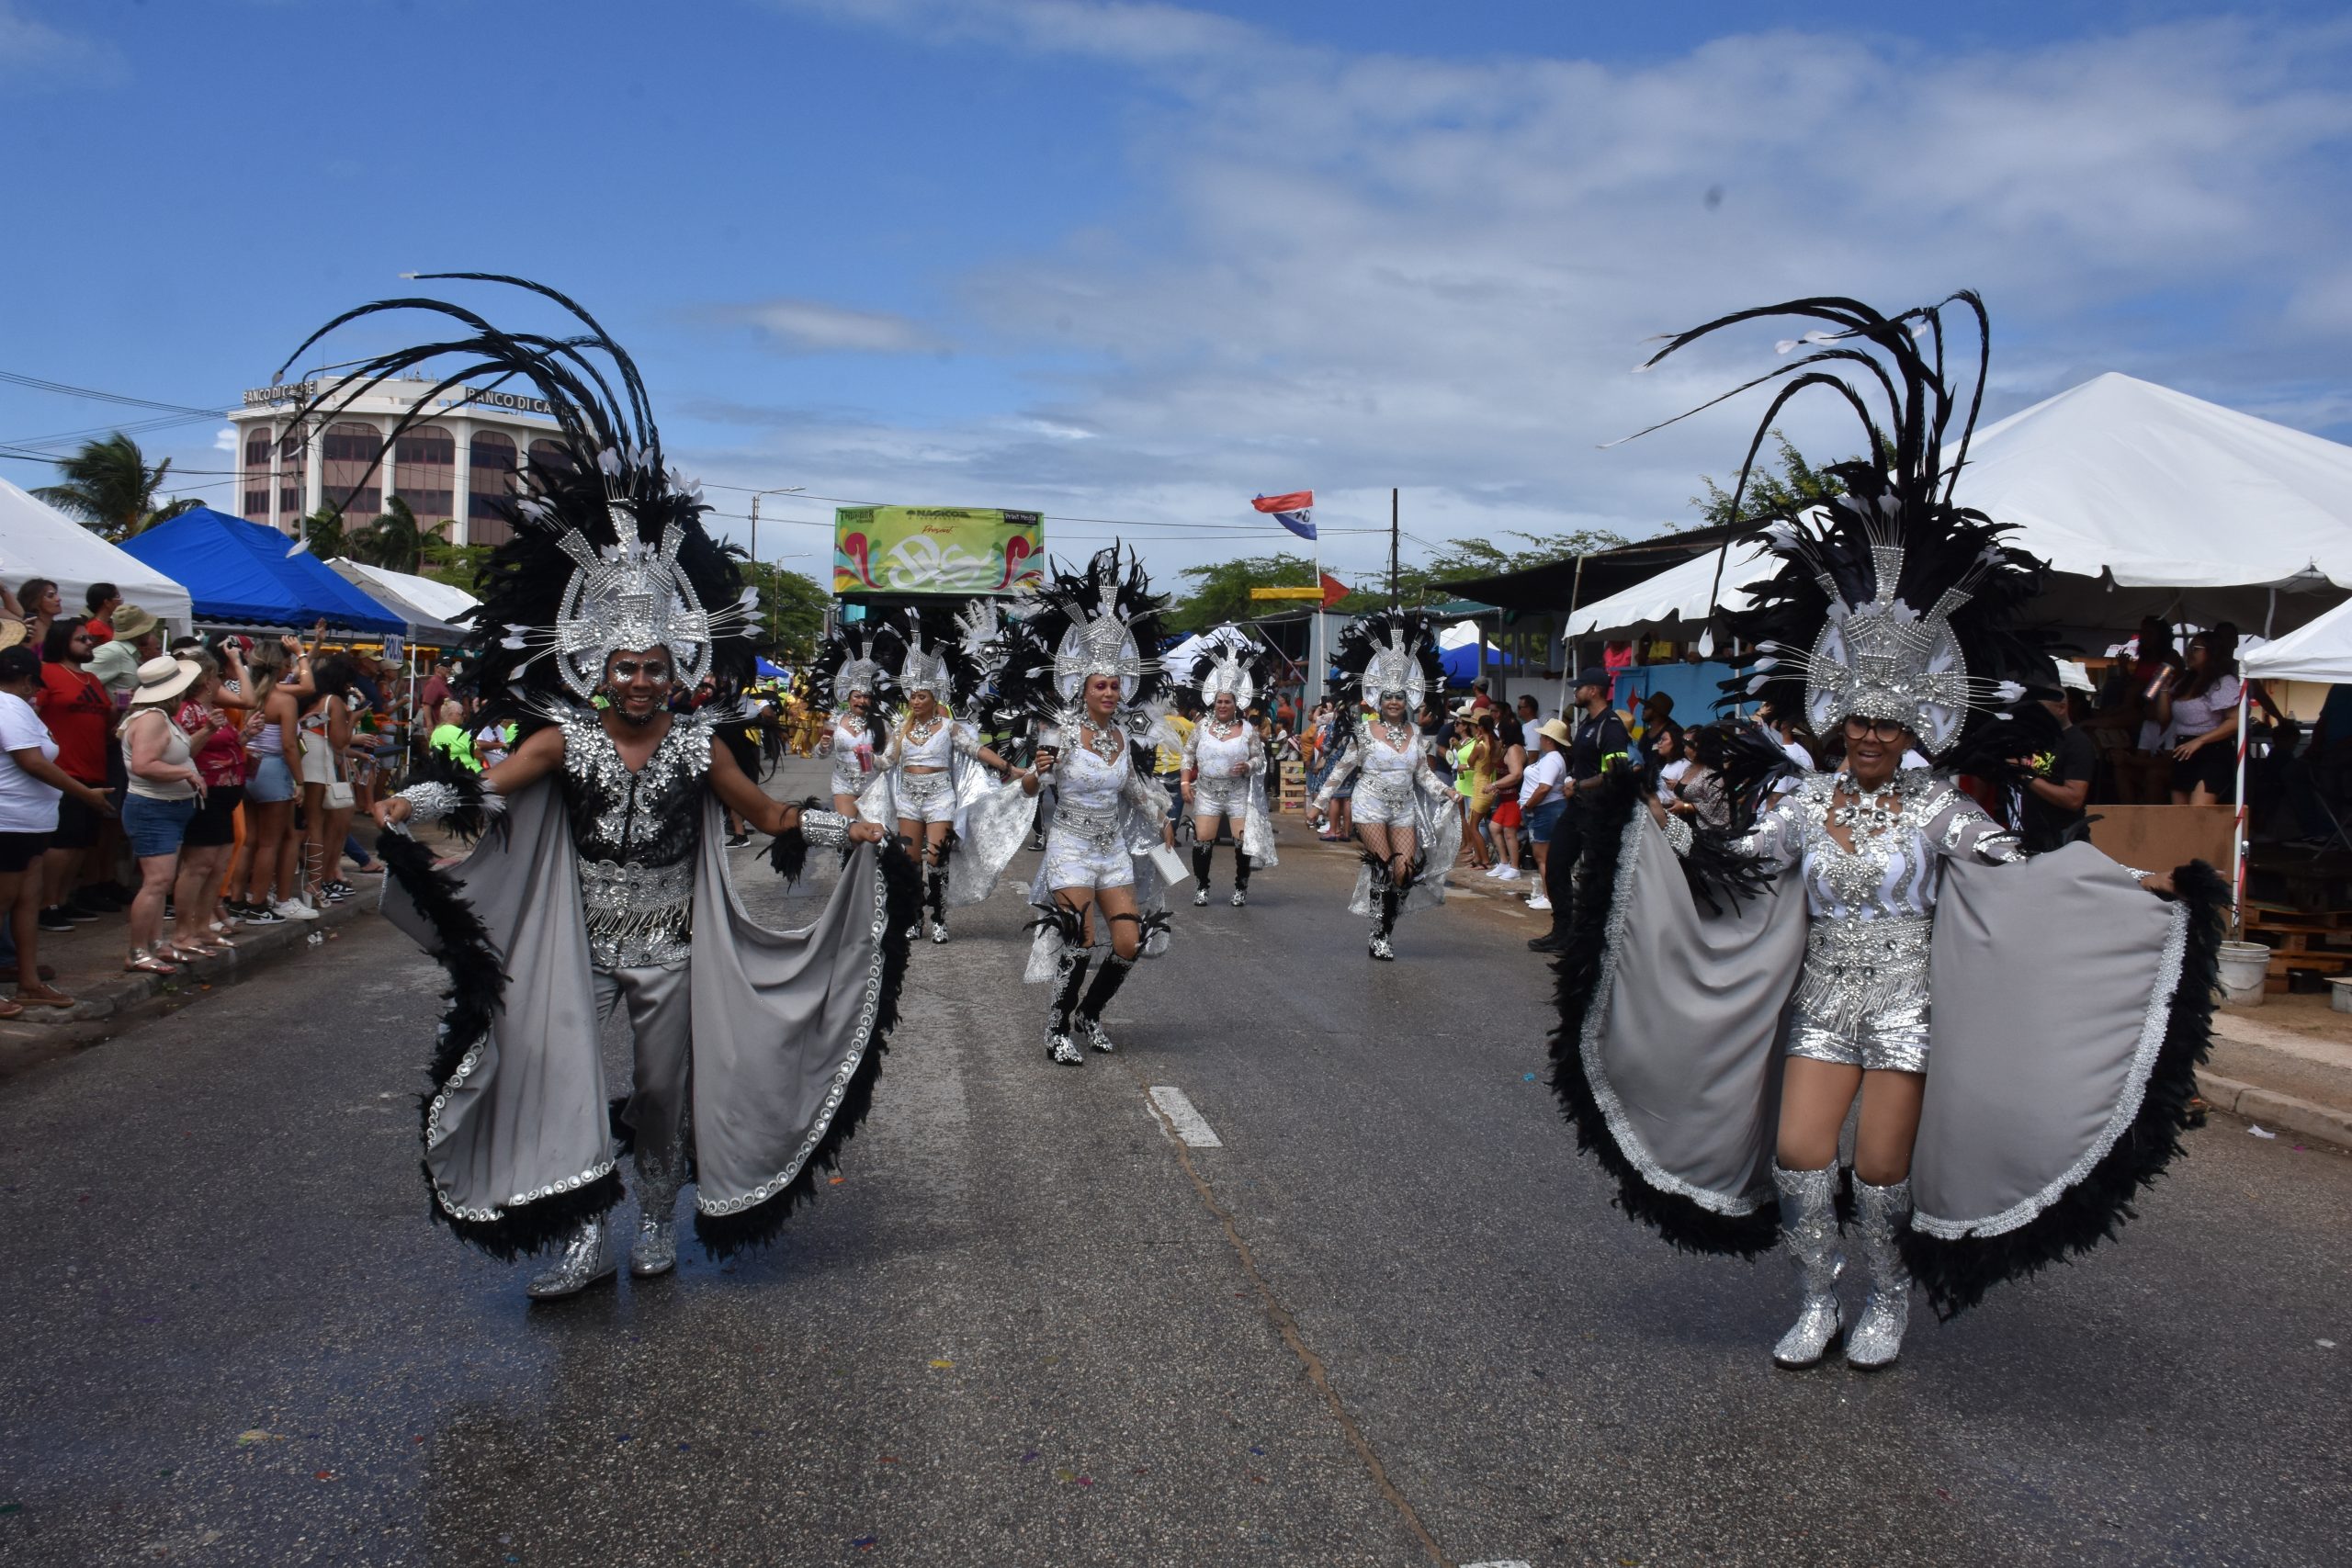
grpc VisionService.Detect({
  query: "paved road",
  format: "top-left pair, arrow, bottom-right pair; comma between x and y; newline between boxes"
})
1,757 -> 2346,1566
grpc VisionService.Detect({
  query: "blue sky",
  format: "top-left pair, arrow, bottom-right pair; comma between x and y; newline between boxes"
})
2,0 -> 2348,588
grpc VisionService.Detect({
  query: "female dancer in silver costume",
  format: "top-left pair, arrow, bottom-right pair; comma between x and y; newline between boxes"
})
1181,635 -> 1278,907
1552,293 -> 2218,1370
993,547 -> 1179,1065
1313,610 -> 1459,960
886,609 -> 1018,944
815,624 -> 901,825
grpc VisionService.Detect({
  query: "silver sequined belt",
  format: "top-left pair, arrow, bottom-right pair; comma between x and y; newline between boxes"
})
1051,802 -> 1123,851
578,858 -> 695,967
1793,912 -> 1933,1035
898,770 -> 952,801
1357,772 -> 1416,803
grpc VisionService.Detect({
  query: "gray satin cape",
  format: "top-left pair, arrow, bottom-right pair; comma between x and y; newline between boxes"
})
1552,787 -> 2223,1315
381,780 -> 916,1259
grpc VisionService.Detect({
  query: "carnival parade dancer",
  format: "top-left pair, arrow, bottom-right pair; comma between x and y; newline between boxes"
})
1549,293 -> 2221,1368
290,275 -> 915,1300
885,607 -> 1023,944
814,623 -> 903,826
1312,610 -> 1461,960
1181,634 -> 1279,907
992,547 -> 1180,1065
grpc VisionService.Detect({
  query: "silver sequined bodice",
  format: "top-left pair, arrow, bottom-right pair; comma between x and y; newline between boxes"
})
560,713 -> 712,967
1189,721 -> 1254,777
1056,733 -> 1131,816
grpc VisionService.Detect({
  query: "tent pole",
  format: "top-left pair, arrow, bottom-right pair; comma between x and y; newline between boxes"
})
1557,553 -> 1586,719
2231,679 -> 2250,931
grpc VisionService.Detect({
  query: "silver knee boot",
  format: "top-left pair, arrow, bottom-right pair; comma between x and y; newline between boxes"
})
630,1152 -> 684,1278
1770,1163 -> 1843,1369
1845,1176 -> 1912,1370
526,1214 -> 616,1299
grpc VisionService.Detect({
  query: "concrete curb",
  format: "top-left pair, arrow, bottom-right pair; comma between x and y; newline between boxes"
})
2195,1070 -> 2352,1150
0,894 -> 374,1080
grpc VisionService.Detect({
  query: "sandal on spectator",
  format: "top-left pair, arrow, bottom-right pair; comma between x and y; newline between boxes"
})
13,987 -> 74,1010
125,950 -> 177,976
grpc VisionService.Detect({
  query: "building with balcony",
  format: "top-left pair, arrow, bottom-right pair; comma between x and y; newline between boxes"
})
225,373 -> 565,547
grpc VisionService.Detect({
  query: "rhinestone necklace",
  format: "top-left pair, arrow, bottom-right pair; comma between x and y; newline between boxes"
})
1830,773 -> 1905,839
1376,720 -> 1415,749
1081,721 -> 1125,763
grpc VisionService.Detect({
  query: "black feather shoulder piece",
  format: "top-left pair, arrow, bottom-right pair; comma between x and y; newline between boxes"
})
1625,293 -> 2046,765
276,274 -> 752,736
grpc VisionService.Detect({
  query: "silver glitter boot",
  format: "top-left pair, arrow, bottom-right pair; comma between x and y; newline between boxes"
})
525,1214 -> 616,1299
630,1155 -> 684,1278
1770,1163 -> 1844,1369
1845,1176 -> 1913,1370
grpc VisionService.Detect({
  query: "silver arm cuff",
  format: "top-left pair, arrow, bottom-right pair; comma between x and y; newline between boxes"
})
395,782 -> 459,824
1660,810 -> 1695,858
798,807 -> 850,847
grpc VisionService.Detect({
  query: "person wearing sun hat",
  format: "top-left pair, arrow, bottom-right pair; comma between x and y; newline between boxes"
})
119,655 -> 209,974
86,605 -> 164,701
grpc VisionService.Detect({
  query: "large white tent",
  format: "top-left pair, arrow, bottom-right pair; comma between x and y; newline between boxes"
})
0,475 -> 195,632
1567,372 -> 2352,640
2245,597 -> 2352,685
327,558 -> 479,641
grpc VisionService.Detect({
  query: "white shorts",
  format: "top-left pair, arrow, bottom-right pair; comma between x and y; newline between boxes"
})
1043,825 -> 1133,893
896,770 -> 956,826
1350,773 -> 1418,827
1192,774 -> 1250,819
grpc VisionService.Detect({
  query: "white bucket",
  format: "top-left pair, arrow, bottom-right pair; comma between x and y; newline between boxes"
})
2218,940 -> 2270,1007
2331,976 -> 2352,1014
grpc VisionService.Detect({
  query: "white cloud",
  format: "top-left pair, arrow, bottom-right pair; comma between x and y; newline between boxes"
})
212,426 -> 236,453
698,10 -> 2352,582
0,1 -> 125,87
707,297 -> 948,356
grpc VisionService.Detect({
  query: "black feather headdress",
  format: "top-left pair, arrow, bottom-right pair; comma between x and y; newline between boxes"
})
996,545 -> 1170,746
275,273 -> 753,732
1626,293 -> 2045,761
1327,608 -> 1443,730
1188,630 -> 1273,712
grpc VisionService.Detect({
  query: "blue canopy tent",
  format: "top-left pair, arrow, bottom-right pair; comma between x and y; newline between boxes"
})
1440,641 -> 1514,684
119,508 -> 404,635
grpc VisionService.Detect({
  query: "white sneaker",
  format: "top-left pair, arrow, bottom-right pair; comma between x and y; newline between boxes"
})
1493,865 -> 1521,881
273,898 -> 320,921
1527,894 -> 1553,911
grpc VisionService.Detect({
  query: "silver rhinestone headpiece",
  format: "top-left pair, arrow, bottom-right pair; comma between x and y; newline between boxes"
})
1748,502 -> 2021,750
1052,581 -> 1147,705
1194,640 -> 1257,709
1363,631 -> 1427,713
900,622 -> 951,698
548,507 -> 714,702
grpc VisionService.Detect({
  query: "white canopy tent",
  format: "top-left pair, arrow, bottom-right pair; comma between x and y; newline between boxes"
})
2245,598 -> 2352,686
1567,372 -> 2352,641
327,558 -> 479,642
0,475 -> 195,633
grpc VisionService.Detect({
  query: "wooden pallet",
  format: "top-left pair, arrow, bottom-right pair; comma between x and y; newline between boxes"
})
1278,761 -> 1307,813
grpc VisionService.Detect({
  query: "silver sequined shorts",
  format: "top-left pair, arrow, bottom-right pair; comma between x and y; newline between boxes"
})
895,770 -> 956,825
1786,1006 -> 1929,1075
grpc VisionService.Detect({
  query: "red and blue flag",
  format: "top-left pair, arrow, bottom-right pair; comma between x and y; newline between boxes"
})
1251,491 -> 1316,541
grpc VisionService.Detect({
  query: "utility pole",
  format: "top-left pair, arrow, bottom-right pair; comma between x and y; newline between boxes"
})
1388,487 -> 1400,606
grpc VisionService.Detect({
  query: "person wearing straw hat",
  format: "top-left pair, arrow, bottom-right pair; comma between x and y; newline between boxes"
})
86,605 -> 164,699
119,654 -> 210,974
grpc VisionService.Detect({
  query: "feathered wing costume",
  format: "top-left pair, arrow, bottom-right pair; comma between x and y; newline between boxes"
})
1313,609 -> 1461,958
812,621 -> 904,827
1181,631 -> 1279,905
282,275 -> 918,1280
991,546 -> 1179,1063
1550,294 -> 2223,1355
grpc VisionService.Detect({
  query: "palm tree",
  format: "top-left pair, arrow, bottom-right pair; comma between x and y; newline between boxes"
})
294,507 -> 345,561
34,432 -> 203,539
353,495 -> 449,575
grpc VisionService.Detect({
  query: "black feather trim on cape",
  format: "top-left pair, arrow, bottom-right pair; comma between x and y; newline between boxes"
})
690,840 -> 923,1260
378,829 -> 623,1259
1900,859 -> 2228,1319
1546,769 -> 1781,1258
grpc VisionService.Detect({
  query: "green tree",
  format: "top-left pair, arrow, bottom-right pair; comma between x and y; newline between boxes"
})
1339,528 -> 1629,613
1168,552 -> 1320,633
418,537 -> 492,594
295,506 -> 346,561
33,432 -> 202,539
741,562 -> 829,663
353,495 -> 450,575
1690,433 -> 1853,527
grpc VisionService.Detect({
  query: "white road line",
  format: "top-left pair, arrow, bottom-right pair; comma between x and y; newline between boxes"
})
1464,1560 -> 1533,1567
1148,1086 -> 1223,1147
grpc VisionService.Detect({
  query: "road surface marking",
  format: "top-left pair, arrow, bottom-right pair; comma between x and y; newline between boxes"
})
1147,1086 -> 1222,1146
1464,1560 -> 1533,1567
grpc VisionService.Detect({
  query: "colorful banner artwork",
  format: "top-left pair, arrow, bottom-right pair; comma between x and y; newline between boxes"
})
833,506 -> 1046,595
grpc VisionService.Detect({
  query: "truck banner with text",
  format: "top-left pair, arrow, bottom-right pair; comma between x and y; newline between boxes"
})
833,506 -> 1046,595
